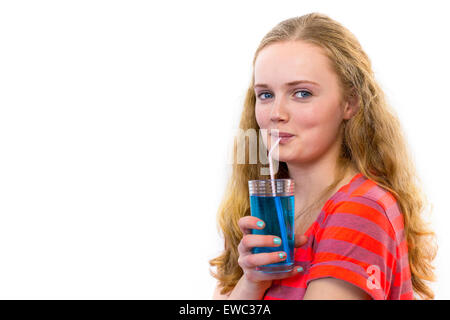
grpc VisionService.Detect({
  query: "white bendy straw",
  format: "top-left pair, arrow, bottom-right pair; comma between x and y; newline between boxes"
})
268,138 -> 280,194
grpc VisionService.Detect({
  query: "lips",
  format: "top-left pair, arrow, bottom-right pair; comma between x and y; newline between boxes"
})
270,131 -> 294,138
269,131 -> 295,145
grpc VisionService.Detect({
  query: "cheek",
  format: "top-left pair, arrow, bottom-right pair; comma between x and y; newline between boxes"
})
292,109 -> 341,146
291,109 -> 319,129
255,106 -> 268,128
255,106 -> 269,128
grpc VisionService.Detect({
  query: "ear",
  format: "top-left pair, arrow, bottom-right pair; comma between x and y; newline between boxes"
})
342,89 -> 360,120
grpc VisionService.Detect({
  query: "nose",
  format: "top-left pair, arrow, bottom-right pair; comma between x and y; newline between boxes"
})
270,96 -> 289,123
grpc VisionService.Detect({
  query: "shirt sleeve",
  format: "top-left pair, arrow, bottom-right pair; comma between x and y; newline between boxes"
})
307,197 -> 397,300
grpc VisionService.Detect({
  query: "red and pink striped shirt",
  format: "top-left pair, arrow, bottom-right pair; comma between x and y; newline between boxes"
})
263,172 -> 414,300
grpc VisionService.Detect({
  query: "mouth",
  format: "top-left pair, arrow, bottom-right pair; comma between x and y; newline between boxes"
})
270,131 -> 295,144
276,135 -> 294,144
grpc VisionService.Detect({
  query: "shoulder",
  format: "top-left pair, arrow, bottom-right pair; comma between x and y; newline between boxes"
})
307,175 -> 403,299
321,173 -> 402,242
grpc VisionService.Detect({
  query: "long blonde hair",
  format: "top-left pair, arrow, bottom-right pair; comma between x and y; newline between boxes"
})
209,12 -> 437,299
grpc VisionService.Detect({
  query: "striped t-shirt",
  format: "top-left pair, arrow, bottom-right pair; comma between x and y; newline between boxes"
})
263,172 -> 414,300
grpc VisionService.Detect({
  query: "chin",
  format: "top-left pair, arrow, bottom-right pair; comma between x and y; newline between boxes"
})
272,154 -> 293,163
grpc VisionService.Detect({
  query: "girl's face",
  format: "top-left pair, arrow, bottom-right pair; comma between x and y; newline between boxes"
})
254,40 -> 355,164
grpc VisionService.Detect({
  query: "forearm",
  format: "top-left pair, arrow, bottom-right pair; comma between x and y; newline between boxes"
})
226,275 -> 270,300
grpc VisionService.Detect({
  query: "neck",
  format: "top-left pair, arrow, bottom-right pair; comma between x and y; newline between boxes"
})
286,136 -> 355,209
288,155 -> 340,207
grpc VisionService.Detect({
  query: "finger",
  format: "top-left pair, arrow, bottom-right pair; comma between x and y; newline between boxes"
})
238,251 -> 288,270
238,216 -> 265,235
238,234 -> 283,254
294,235 -> 308,248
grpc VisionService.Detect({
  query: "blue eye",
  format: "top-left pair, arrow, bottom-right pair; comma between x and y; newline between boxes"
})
295,90 -> 312,98
256,90 -> 312,101
257,92 -> 273,100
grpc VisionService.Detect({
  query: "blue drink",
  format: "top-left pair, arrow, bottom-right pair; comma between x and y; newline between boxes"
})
248,179 -> 295,273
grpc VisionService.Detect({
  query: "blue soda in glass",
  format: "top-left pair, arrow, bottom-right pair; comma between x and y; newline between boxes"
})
248,179 -> 295,273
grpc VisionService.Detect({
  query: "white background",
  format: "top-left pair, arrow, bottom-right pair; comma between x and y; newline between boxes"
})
0,0 -> 449,299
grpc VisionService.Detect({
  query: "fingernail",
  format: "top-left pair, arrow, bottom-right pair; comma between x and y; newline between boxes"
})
256,221 -> 265,229
278,252 -> 286,259
297,267 -> 304,272
273,237 -> 281,245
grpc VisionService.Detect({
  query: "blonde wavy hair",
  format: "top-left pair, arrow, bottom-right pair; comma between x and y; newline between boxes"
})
209,12 -> 437,299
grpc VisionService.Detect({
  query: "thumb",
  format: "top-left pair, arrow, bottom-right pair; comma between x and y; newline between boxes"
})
294,235 -> 308,248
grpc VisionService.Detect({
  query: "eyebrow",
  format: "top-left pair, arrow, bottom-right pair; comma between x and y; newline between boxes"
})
254,80 -> 320,89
